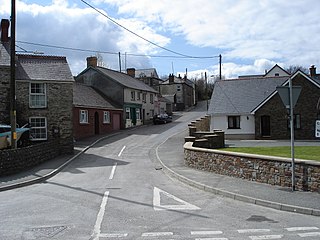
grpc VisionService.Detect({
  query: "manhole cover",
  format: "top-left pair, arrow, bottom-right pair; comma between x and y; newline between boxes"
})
22,225 -> 68,239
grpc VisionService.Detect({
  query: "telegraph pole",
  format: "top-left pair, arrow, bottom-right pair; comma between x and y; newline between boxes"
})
10,0 -> 17,149
219,54 -> 222,80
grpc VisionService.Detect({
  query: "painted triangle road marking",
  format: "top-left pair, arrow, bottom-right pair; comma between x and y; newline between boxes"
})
153,187 -> 201,211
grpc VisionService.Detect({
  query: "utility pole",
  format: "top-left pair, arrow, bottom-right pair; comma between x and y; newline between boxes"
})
219,54 -> 222,80
118,52 -> 121,72
10,0 -> 17,149
289,77 -> 295,191
205,72 -> 208,111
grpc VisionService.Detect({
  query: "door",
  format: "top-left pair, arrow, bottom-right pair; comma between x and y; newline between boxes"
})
130,108 -> 137,125
94,112 -> 100,135
261,115 -> 270,137
112,113 -> 121,130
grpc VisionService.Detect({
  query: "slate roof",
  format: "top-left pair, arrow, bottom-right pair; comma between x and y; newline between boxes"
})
0,42 -> 10,66
135,68 -> 159,79
95,67 -> 158,93
162,75 -> 194,87
209,76 -> 289,115
15,54 -> 74,82
73,83 -> 120,109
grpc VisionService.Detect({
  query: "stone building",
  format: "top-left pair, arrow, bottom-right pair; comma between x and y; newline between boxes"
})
0,18 -> 74,152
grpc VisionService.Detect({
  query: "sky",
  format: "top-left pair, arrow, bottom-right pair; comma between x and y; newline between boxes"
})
1,0 -> 320,81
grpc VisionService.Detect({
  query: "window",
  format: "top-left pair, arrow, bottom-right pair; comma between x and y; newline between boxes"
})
80,110 -> 88,123
177,85 -> 181,91
228,116 -> 240,129
137,92 -> 141,100
29,83 -> 46,108
103,111 -> 110,123
288,114 -> 301,129
142,93 -> 147,103
29,117 -> 47,140
136,108 -> 141,120
126,107 -> 130,119
150,94 -> 154,104
131,91 -> 135,101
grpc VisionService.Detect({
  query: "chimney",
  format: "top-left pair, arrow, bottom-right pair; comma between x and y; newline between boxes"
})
310,65 -> 316,77
169,74 -> 174,83
1,19 -> 10,42
86,56 -> 97,68
127,68 -> 135,78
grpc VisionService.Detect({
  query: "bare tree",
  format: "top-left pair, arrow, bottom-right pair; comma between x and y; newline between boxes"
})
286,65 -> 308,74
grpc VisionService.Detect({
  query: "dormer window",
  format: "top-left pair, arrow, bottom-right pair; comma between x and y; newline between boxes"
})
275,73 -> 279,76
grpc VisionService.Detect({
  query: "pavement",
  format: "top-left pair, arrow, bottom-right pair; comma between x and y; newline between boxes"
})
1,129 -> 319,217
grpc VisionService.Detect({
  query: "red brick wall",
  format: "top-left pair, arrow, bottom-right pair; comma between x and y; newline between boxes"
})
73,107 -> 122,140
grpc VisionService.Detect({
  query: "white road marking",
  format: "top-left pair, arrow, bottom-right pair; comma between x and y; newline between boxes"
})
238,229 -> 271,233
249,235 -> 283,240
99,233 -> 128,238
298,232 -> 320,237
118,146 -> 126,157
109,163 -> 117,180
286,227 -> 319,232
153,187 -> 201,211
195,238 -> 228,240
91,191 -> 109,240
141,232 -> 173,237
191,231 -> 223,235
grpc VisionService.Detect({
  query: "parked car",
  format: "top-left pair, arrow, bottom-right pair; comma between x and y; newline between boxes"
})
0,124 -> 30,149
153,113 -> 172,124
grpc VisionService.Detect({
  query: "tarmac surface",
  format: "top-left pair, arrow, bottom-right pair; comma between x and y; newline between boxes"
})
1,129 -> 319,217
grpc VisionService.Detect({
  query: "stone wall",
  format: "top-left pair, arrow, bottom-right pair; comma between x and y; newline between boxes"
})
184,142 -> 320,192
0,66 -> 10,123
0,139 -> 69,176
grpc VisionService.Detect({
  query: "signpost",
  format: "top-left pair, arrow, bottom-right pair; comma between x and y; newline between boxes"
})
316,120 -> 320,138
276,80 -> 301,192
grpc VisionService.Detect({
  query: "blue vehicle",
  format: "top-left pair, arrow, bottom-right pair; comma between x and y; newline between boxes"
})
0,124 -> 30,149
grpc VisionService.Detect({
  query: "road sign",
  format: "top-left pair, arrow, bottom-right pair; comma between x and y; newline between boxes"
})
277,86 -> 302,109
316,120 -> 320,138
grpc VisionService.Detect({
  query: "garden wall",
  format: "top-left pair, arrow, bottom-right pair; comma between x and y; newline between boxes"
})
0,139 -> 73,176
184,142 -> 320,192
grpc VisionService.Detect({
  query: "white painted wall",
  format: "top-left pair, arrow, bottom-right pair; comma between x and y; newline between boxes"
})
211,114 -> 255,139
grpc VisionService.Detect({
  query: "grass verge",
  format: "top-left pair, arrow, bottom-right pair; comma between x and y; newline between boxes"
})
220,146 -> 320,161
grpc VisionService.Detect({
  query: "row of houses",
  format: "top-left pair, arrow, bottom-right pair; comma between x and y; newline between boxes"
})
0,18 -> 195,150
209,64 -> 320,140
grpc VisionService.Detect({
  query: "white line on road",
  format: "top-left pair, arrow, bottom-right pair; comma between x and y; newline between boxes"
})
109,163 -> 117,180
141,232 -> 173,237
92,191 -> 109,240
298,232 -> 320,237
99,233 -> 128,238
191,231 -> 223,235
195,238 -> 228,240
286,227 -> 319,232
118,146 -> 126,157
249,235 -> 283,240
238,229 -> 271,233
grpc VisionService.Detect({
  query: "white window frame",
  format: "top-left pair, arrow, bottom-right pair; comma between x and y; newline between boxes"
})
142,93 -> 147,103
29,117 -> 47,141
125,107 -> 131,119
131,91 -> 135,101
136,108 -> 141,120
137,92 -> 141,100
29,82 -> 47,108
103,111 -> 111,124
80,110 -> 88,124
150,93 -> 154,104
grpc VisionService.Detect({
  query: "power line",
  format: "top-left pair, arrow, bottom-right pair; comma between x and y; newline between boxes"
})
79,0 -> 218,59
16,40 -> 218,59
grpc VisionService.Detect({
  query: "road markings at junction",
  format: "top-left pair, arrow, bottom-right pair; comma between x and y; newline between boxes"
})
118,146 -> 126,157
99,233 -> 128,238
249,235 -> 283,240
141,232 -> 173,237
298,232 -> 320,237
238,229 -> 271,233
91,191 -> 109,240
153,187 -> 200,211
109,163 -> 117,180
286,226 -> 319,232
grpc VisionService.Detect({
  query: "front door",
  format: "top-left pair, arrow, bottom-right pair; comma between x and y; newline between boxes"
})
94,112 -> 100,135
261,115 -> 270,137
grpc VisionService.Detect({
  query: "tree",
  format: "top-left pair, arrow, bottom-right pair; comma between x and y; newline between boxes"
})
286,65 -> 308,74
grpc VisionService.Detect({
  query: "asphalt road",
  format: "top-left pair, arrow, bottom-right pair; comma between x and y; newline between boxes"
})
0,104 -> 319,240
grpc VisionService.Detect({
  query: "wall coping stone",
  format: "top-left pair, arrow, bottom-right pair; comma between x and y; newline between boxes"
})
184,142 -> 320,167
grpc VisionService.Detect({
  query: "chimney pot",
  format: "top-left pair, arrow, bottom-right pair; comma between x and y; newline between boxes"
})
127,68 -> 135,78
86,56 -> 97,68
310,65 -> 316,77
1,19 -> 10,42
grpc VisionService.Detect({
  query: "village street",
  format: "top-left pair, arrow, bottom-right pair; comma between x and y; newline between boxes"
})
0,104 -> 319,240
